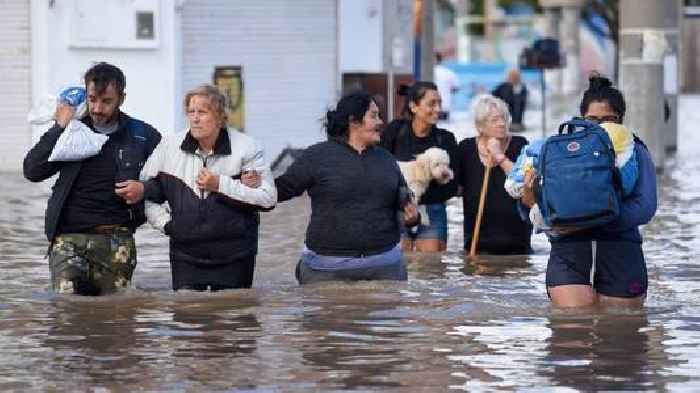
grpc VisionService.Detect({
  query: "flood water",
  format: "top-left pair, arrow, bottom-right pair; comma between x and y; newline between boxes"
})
1,97 -> 700,392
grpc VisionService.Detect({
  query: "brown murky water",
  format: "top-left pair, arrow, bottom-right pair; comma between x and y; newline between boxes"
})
1,98 -> 700,391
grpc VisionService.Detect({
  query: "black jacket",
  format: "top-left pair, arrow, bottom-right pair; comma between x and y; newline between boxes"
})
141,128 -> 277,265
275,140 -> 407,257
23,112 -> 161,241
457,136 -> 532,254
379,119 -> 459,204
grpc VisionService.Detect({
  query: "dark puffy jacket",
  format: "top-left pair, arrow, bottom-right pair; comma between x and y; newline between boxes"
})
141,128 -> 277,265
23,112 -> 161,241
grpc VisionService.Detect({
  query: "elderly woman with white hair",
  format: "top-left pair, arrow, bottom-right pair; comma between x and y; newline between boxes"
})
125,84 -> 277,290
456,94 -> 532,255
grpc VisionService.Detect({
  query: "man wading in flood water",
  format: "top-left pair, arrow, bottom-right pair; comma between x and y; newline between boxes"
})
23,62 -> 161,295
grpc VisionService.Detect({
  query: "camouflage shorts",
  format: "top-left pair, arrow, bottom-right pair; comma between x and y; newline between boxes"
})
49,228 -> 137,295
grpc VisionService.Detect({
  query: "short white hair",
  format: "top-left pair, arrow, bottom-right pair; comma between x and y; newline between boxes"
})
471,94 -> 512,132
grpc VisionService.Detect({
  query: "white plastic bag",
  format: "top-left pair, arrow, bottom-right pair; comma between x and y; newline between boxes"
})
27,86 -> 87,125
48,119 -> 109,162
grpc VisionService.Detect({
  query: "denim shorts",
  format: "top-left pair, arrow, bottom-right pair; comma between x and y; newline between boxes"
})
546,240 -> 647,298
295,244 -> 408,285
401,202 -> 448,242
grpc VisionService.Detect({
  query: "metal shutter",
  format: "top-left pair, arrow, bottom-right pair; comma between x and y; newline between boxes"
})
181,0 -> 338,163
0,0 -> 31,171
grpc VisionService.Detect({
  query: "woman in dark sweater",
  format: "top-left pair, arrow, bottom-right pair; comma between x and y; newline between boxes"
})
275,91 -> 419,285
457,94 -> 532,255
380,82 -> 459,252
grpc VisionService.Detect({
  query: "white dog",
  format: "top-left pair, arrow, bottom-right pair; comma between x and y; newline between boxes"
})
398,147 -> 454,226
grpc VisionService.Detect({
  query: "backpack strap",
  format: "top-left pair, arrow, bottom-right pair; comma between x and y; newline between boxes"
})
128,118 -> 147,142
632,134 -> 648,150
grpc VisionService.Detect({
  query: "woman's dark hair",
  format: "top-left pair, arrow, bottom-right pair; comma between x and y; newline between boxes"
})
324,90 -> 375,141
580,74 -> 626,121
399,81 -> 438,119
84,62 -> 126,96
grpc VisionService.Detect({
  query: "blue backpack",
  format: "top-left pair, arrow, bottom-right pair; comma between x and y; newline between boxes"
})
536,118 -> 621,230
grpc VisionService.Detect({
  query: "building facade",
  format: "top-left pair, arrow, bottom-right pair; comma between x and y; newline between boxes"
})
2,0 -> 339,172
0,1 -> 32,172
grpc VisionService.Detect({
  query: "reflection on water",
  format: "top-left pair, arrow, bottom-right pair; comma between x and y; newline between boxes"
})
2,97 -> 700,391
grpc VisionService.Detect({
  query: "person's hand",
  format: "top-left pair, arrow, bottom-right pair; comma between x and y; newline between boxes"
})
115,180 -> 145,205
402,201 -> 419,227
197,168 -> 219,192
486,137 -> 505,164
54,102 -> 75,129
521,170 -> 536,208
486,137 -> 503,155
240,169 -> 261,188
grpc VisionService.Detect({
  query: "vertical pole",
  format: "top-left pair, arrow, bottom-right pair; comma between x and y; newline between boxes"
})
619,0 -> 674,170
387,0 -> 395,121
560,6 -> 581,94
541,69 -> 547,138
413,0 -> 423,80
420,0 -> 434,82
664,0 -> 682,154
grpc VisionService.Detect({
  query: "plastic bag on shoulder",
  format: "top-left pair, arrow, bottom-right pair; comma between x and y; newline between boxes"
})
40,85 -> 107,162
48,119 -> 108,161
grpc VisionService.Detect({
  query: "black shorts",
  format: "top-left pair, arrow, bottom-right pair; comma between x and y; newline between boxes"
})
546,240 -> 647,298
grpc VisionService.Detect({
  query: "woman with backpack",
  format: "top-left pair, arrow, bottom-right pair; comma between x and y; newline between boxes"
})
380,82 -> 460,252
522,75 -> 658,308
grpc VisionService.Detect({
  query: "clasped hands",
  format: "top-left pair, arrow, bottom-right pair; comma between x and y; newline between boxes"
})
115,167 -> 260,205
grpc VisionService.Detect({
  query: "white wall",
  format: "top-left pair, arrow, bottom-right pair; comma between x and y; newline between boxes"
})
339,0 -> 383,73
0,1 -> 31,172
30,0 -> 179,140
181,0 -> 338,161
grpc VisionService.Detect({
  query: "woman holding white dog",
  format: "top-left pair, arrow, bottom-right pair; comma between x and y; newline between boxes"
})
380,81 -> 459,252
456,94 -> 532,255
275,91 -> 419,285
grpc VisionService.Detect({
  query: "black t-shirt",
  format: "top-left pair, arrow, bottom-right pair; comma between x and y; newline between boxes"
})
457,136 -> 532,254
57,130 -> 132,234
379,119 -> 459,204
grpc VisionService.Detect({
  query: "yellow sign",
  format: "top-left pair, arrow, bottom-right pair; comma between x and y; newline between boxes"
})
213,66 -> 245,131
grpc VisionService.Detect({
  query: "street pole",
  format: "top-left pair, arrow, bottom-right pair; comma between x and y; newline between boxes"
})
387,0 -> 396,122
664,0 -> 682,154
541,69 -> 547,138
619,0 -> 678,170
559,5 -> 581,94
420,0 -> 434,82
413,0 -> 423,80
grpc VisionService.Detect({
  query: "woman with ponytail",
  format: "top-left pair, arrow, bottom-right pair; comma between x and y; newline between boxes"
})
522,74 -> 658,308
380,82 -> 459,252
275,91 -> 419,285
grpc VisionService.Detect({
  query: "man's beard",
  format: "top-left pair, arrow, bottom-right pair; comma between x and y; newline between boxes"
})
90,111 -> 118,126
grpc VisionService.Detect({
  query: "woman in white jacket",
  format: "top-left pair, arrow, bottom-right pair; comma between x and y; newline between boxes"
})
124,85 -> 276,290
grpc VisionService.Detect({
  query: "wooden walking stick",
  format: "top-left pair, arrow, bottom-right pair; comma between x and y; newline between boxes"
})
469,163 -> 492,258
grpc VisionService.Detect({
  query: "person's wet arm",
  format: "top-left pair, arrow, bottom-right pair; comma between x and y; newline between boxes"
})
604,142 -> 657,232
217,143 -> 277,209
136,141 -> 170,231
274,150 -> 314,202
23,104 -> 75,182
